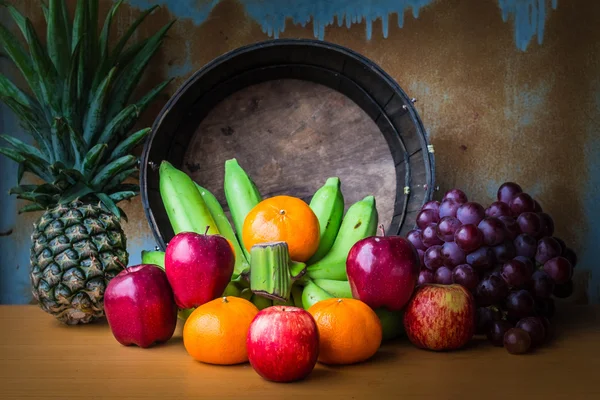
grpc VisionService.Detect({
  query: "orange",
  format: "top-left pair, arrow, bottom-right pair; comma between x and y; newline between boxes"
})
242,195 -> 320,262
307,298 -> 382,365
183,296 -> 259,365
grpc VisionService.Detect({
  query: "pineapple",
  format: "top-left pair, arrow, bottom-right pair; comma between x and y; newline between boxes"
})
0,0 -> 175,324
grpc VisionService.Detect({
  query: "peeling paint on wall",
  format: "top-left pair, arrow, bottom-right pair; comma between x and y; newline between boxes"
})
240,0 -> 435,41
126,0 -> 221,26
498,0 -> 558,51
123,0 -> 559,51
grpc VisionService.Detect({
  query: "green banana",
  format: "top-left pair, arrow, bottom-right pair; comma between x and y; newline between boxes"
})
251,294 -> 273,310
301,280 -> 334,309
159,161 -> 219,235
307,177 -> 345,265
195,183 -> 250,279
312,278 -> 353,298
240,288 -> 253,301
306,195 -> 379,281
223,158 -> 262,260
223,281 -> 242,297
375,308 -> 405,341
248,241 -> 306,303
291,284 -> 304,308
141,250 -> 165,269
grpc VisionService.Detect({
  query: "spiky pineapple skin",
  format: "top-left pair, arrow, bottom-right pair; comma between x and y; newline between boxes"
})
29,200 -> 128,325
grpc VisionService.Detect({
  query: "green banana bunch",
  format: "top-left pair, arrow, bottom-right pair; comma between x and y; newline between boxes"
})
194,183 -> 250,279
141,250 -> 166,269
306,195 -> 379,281
307,177 -> 345,265
159,161 -> 219,235
224,158 -> 262,260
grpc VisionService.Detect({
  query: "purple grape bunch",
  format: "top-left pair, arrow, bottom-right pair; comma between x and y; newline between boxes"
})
406,182 -> 578,355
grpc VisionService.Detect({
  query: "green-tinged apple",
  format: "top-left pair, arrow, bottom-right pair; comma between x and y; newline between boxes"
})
403,284 -> 476,351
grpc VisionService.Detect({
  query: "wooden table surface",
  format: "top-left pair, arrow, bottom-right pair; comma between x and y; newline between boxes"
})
1,304 -> 599,399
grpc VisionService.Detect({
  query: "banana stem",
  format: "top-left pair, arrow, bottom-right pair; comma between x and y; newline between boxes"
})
249,241 -> 306,302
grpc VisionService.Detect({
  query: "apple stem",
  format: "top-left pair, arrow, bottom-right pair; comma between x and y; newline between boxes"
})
204,225 -> 210,235
378,224 -> 386,237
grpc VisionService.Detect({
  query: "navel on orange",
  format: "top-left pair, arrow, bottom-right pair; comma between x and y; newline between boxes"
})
308,298 -> 382,365
183,296 -> 259,365
242,195 -> 320,262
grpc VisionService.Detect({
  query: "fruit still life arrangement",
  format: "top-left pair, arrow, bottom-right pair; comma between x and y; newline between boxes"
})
0,0 -> 580,386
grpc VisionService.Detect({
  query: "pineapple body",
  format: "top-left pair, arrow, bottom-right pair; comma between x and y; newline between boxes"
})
30,200 -> 128,325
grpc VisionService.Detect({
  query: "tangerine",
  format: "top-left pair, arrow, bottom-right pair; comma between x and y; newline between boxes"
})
307,298 -> 382,365
242,195 -> 320,262
183,296 -> 259,365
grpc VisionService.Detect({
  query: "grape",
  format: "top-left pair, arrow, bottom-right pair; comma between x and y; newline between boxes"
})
439,198 -> 461,218
457,202 -> 486,225
543,257 -> 573,284
497,182 -> 523,204
475,274 -> 509,306
436,216 -> 462,242
535,237 -> 562,265
535,297 -> 556,319
422,224 -> 444,247
478,217 -> 507,247
514,233 -> 537,259
422,200 -> 441,214
466,246 -> 495,270
407,229 -> 427,251
509,193 -> 535,215
533,199 -> 543,212
424,245 -> 445,271
517,212 -> 542,238
442,241 -> 466,267
530,270 -> 555,298
498,216 -> 521,240
552,237 -> 567,254
492,241 -> 517,264
514,255 -> 534,270
485,201 -> 511,218
434,266 -> 453,284
418,269 -> 435,286
476,306 -> 501,334
501,259 -> 532,288
505,289 -> 535,320
487,320 -> 514,346
538,212 -> 555,237
452,264 -> 479,290
454,224 -> 484,253
416,209 -> 440,230
516,317 -> 546,347
553,280 -> 574,298
417,249 -> 425,268
563,247 -> 578,267
443,188 -> 468,204
504,328 -> 531,354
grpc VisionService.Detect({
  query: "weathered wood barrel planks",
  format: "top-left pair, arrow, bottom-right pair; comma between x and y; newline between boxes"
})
140,39 -> 435,251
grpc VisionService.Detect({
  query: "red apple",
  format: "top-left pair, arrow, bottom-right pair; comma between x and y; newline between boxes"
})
246,306 -> 319,382
403,284 -> 476,351
104,264 -> 178,348
165,231 -> 234,309
346,232 -> 421,311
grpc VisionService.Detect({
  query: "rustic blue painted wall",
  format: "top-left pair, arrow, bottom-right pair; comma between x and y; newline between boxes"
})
1,0 -> 598,304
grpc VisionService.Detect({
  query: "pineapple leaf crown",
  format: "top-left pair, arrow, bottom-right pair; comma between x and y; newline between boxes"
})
0,0 -> 175,221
